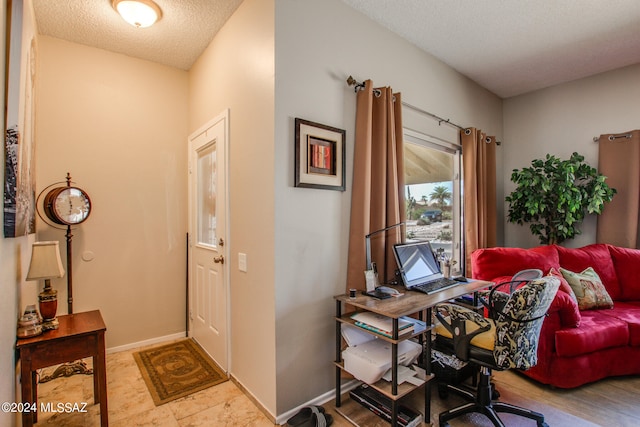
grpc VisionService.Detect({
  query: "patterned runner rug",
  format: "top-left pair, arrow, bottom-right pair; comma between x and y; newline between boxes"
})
133,338 -> 228,406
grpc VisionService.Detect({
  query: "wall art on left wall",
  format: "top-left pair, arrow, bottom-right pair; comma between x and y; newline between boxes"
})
4,0 -> 37,237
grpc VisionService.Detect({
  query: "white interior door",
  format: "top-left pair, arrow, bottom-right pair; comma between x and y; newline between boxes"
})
188,111 -> 229,371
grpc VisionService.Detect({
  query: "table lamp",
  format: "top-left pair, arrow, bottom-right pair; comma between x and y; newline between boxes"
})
26,241 -> 65,331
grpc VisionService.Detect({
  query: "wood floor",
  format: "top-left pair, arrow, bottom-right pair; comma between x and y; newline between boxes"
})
35,344 -> 640,426
325,370 -> 640,426
492,370 -> 640,427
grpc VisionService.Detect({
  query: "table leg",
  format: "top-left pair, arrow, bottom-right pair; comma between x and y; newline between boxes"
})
32,371 -> 38,423
96,332 -> 108,426
20,354 -> 34,427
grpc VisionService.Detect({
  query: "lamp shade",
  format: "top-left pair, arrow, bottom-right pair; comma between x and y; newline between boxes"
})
113,0 -> 162,28
26,241 -> 65,281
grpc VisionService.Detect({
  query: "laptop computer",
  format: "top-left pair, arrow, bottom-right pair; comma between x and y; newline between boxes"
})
392,241 -> 458,294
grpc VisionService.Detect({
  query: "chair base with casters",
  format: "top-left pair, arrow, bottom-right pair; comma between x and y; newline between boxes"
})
438,365 -> 548,427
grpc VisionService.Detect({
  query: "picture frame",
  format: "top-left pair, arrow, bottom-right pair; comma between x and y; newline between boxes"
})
294,118 -> 346,191
4,1 -> 37,237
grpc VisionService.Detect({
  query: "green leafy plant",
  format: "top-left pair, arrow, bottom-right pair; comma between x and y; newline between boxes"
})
506,152 -> 616,245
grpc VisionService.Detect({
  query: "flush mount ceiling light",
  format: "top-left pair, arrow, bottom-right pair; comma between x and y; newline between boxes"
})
113,0 -> 163,28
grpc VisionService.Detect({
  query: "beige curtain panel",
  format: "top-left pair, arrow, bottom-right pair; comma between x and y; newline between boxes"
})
461,128 -> 497,276
346,80 -> 405,291
597,129 -> 640,248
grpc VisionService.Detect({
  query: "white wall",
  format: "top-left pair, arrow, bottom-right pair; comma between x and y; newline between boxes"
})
273,0 -> 503,414
189,0 -> 277,416
503,63 -> 640,248
35,37 -> 189,348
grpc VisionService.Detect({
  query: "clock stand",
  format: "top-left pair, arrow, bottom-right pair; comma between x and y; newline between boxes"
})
35,172 -> 94,379
38,172 -> 92,314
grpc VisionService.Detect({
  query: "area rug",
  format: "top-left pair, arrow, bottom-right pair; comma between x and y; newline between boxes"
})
133,338 -> 228,406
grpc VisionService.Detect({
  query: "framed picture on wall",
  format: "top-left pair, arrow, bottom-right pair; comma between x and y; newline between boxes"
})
294,118 -> 345,191
4,1 -> 37,237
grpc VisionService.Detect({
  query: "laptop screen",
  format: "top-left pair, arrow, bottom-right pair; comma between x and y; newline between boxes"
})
393,241 -> 442,288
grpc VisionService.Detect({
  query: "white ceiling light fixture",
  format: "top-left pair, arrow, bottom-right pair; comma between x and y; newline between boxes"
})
113,0 -> 163,28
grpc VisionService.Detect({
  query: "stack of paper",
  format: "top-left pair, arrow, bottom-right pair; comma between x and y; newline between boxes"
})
351,312 -> 414,338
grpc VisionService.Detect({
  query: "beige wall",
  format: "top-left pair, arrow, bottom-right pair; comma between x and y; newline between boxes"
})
189,0 -> 277,415
273,0 -> 503,416
34,37 -> 189,348
503,63 -> 640,248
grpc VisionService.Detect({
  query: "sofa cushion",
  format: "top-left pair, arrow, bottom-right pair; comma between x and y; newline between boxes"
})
598,302 -> 640,347
471,245 -> 559,281
608,246 -> 640,300
560,267 -> 614,310
556,244 -> 622,300
555,311 -> 629,357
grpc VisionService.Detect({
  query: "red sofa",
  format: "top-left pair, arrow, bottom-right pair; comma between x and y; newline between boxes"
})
471,243 -> 640,388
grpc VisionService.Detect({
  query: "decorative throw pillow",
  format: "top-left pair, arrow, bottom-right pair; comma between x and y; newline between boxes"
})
559,267 -> 614,310
547,267 -> 577,302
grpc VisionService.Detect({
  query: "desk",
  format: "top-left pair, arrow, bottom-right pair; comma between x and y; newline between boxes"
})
16,310 -> 108,427
334,280 -> 491,426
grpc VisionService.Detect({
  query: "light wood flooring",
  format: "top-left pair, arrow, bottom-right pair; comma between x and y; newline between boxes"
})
325,369 -> 640,426
32,343 -> 640,426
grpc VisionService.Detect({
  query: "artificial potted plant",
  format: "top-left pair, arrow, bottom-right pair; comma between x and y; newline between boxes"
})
506,152 -> 616,245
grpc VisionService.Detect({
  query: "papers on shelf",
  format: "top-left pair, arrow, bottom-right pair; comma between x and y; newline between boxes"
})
351,312 -> 415,337
381,364 -> 425,386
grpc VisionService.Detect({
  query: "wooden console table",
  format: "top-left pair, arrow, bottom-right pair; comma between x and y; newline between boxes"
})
16,310 -> 108,427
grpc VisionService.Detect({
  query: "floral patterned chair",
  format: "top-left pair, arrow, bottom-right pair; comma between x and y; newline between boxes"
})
434,276 -> 560,427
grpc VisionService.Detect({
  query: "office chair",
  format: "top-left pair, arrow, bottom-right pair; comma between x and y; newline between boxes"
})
480,268 -> 543,320
434,276 -> 560,427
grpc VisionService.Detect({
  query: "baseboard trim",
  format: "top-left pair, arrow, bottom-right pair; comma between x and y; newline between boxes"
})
276,379 -> 361,426
230,374 -> 277,424
106,332 -> 186,354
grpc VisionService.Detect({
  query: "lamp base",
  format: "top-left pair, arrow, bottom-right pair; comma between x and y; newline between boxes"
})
41,317 -> 59,331
39,279 -> 58,330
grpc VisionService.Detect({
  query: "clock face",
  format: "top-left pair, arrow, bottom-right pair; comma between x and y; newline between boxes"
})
44,187 -> 91,225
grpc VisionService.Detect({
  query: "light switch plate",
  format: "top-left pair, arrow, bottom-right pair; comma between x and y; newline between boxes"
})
238,253 -> 247,272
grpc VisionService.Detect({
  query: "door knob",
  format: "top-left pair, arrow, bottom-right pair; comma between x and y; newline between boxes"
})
213,255 -> 225,264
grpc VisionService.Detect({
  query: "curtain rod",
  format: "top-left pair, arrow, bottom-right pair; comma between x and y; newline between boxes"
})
346,76 -> 464,130
346,76 -> 501,145
593,133 -> 632,142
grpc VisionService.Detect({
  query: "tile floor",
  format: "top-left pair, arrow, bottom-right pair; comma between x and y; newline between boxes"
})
33,343 -> 275,426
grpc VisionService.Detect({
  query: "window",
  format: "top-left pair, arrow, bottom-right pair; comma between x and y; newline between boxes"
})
403,129 -> 462,274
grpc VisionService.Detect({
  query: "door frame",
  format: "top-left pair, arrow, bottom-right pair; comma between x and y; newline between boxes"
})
187,109 -> 231,370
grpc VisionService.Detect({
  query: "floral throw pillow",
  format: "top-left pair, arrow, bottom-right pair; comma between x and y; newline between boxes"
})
559,267 -> 614,310
547,267 -> 577,302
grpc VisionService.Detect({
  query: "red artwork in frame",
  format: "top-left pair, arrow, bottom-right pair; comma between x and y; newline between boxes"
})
295,118 -> 345,191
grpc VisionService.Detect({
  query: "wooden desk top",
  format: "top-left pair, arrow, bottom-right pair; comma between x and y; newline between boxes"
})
335,280 -> 492,318
16,310 -> 106,348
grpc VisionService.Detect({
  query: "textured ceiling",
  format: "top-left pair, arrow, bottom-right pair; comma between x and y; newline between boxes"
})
32,0 -> 243,71
32,1 -> 640,97
341,0 -> 640,97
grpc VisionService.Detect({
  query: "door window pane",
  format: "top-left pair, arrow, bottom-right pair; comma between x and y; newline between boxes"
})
197,143 -> 217,246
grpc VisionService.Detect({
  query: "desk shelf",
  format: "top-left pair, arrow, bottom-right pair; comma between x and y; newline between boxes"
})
334,281 -> 491,427
335,311 -> 430,344
333,361 -> 432,401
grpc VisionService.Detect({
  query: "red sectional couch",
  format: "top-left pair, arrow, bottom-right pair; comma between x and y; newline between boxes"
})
471,243 -> 640,388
